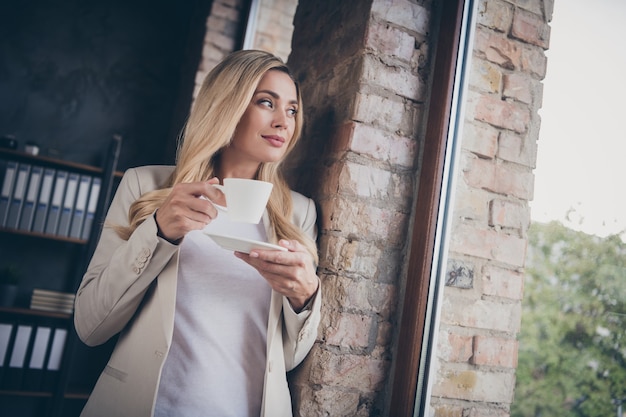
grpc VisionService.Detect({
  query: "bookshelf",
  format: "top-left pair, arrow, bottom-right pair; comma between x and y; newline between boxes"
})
0,136 -> 122,417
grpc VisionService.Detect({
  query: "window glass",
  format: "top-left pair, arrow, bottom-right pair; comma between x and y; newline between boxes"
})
513,1 -> 626,415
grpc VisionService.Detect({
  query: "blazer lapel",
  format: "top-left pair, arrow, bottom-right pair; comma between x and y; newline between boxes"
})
262,210 -> 277,244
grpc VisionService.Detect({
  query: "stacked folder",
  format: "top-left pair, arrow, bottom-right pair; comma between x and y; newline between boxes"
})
0,322 -> 68,391
30,288 -> 75,315
0,159 -> 101,240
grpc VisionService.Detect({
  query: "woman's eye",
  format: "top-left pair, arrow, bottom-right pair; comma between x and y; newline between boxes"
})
259,98 -> 273,108
288,108 -> 298,117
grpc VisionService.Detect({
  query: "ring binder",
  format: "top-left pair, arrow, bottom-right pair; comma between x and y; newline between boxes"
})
0,136 -> 122,414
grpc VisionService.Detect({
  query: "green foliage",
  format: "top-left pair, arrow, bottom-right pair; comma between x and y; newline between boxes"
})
512,221 -> 626,417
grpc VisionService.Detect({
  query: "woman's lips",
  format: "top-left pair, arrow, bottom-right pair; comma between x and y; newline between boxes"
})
262,135 -> 285,147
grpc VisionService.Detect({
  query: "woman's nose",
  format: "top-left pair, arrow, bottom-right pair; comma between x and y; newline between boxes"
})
272,111 -> 287,128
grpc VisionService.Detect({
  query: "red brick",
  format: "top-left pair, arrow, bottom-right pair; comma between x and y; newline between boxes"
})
211,0 -> 241,21
362,54 -> 425,101
450,224 -> 527,268
310,350 -> 387,391
520,43 -> 548,78
474,27 -> 522,70
474,94 -> 530,133
482,265 -> 525,301
319,197 -> 409,246
432,369 -> 515,403
463,122 -> 498,159
354,92 -> 419,136
466,408 -> 511,417
503,72 -> 533,104
365,20 -> 415,62
325,312 -> 372,349
351,123 -> 418,167
477,0 -> 514,32
463,156 -> 534,200
441,293 -> 522,333
471,59 -> 503,94
371,0 -> 430,35
511,8 -> 550,49
498,130 -> 537,168
472,335 -> 519,368
296,385 -> 360,417
489,198 -> 530,231
452,183 -> 490,224
443,332 -> 473,363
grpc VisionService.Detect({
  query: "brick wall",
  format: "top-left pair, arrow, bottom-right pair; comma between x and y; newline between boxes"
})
194,0 -> 295,100
288,0 -> 433,414
251,0 -> 297,61
431,0 -> 552,415
194,0 -> 247,99
194,0 -> 553,415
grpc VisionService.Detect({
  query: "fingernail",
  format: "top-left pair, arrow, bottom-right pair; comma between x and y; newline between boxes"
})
249,251 -> 259,258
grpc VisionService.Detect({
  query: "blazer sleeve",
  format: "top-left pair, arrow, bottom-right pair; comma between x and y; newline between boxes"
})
282,194 -> 322,371
74,168 -> 179,346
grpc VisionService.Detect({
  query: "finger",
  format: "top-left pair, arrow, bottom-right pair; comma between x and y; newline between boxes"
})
277,239 -> 303,252
248,239 -> 306,261
234,251 -> 317,301
170,181 -> 212,197
188,195 -> 219,218
234,251 -> 293,282
200,181 -> 226,206
241,248 -> 311,290
164,190 -> 219,225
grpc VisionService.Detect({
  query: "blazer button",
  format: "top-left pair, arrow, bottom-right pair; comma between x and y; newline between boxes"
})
133,266 -> 141,275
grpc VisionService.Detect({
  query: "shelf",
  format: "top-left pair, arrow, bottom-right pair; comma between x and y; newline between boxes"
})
0,227 -> 87,245
0,148 -> 124,178
0,306 -> 72,320
0,389 -> 53,398
0,135 -> 121,417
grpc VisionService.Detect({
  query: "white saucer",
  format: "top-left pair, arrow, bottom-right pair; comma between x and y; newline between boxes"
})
203,232 -> 287,254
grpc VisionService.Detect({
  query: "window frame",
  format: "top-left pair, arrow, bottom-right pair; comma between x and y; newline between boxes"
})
389,0 -> 477,415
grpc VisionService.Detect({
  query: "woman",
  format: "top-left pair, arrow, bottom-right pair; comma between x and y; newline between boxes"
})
74,50 -> 321,417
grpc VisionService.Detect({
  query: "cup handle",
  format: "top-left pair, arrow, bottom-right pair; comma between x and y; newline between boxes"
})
200,184 -> 228,212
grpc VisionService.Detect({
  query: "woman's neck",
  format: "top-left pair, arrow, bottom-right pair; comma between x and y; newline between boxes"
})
214,159 -> 260,182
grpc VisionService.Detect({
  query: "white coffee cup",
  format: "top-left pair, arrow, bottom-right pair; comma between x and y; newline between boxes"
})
212,178 -> 273,223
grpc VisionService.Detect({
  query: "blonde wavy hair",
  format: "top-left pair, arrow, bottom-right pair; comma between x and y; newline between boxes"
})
116,50 -> 318,264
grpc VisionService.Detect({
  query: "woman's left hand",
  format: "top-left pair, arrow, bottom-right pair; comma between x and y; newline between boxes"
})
234,239 -> 319,312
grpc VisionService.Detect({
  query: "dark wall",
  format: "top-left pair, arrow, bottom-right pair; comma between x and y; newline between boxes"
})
0,0 -> 211,170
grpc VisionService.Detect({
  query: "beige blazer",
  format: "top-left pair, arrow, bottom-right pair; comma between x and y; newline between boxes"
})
74,166 -> 321,417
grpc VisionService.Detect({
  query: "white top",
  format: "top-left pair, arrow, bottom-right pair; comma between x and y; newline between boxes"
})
154,211 -> 272,417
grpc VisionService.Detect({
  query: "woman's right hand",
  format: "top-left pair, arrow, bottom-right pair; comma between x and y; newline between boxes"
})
154,177 -> 224,242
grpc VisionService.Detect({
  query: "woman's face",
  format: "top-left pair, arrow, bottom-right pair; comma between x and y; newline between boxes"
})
226,69 -> 298,170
